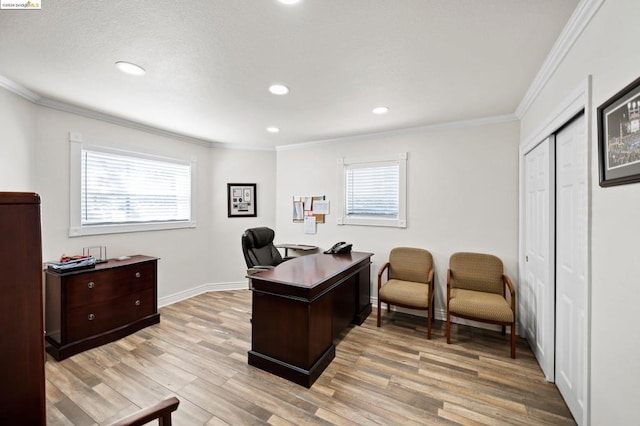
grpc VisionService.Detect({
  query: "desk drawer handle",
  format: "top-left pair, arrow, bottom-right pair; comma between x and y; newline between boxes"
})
134,299 -> 141,306
87,281 -> 95,289
135,272 -> 141,278
88,313 -> 95,321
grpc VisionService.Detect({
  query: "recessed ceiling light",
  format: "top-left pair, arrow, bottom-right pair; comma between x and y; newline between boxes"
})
278,0 -> 301,4
115,61 -> 146,76
269,84 -> 289,95
372,106 -> 389,115
266,127 -> 280,133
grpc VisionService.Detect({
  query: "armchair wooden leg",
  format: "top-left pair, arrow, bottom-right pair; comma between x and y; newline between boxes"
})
427,308 -> 432,340
377,298 -> 381,327
446,311 -> 451,344
510,323 -> 516,359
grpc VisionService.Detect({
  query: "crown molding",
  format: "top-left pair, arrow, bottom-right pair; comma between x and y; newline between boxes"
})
515,0 -> 605,119
0,74 -> 275,151
37,97 -> 220,148
276,114 -> 518,152
4,75 -> 512,153
0,74 -> 41,102
37,97 -> 274,151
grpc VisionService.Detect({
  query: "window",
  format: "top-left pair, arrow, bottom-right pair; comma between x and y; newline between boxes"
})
69,133 -> 196,236
339,153 -> 407,227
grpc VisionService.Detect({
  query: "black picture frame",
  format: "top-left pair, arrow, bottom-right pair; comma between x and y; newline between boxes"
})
597,75 -> 640,187
227,183 -> 256,217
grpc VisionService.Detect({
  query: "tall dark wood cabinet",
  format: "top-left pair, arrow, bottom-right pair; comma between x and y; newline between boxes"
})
0,192 -> 46,424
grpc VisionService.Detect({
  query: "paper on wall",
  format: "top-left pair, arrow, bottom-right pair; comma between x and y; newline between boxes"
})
304,215 -> 316,234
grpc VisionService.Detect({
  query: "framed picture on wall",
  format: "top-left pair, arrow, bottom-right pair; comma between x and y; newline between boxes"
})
227,183 -> 256,217
598,75 -> 640,187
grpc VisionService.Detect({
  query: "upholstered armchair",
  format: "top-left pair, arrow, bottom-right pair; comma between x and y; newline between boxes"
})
377,247 -> 435,339
446,252 -> 516,358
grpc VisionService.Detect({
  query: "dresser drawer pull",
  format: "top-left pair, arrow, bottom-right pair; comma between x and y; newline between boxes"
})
88,313 -> 95,321
134,299 -> 141,306
87,281 -> 95,289
135,272 -> 141,278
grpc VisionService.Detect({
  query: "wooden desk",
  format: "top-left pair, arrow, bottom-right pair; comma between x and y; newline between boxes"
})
248,252 -> 372,387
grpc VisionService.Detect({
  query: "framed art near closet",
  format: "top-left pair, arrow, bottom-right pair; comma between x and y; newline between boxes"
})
598,75 -> 640,186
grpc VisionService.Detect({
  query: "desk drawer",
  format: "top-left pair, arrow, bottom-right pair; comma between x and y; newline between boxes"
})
66,289 -> 155,342
66,262 -> 155,308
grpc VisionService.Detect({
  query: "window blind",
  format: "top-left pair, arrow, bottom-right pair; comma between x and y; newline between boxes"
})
345,163 -> 399,218
81,149 -> 191,226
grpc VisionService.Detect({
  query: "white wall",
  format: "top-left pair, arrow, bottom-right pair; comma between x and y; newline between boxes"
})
14,104 -> 278,302
209,146 -> 277,286
0,88 -> 37,190
520,0 -> 640,424
275,120 -> 520,318
32,107 -> 215,300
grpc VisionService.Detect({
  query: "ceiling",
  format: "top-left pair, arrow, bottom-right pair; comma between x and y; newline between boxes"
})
0,0 -> 578,148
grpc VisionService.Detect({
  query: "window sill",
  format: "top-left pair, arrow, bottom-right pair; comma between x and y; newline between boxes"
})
69,220 -> 196,237
337,216 -> 406,228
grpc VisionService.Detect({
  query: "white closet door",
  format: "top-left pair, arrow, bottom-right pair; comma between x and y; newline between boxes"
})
555,114 -> 587,425
522,137 -> 555,381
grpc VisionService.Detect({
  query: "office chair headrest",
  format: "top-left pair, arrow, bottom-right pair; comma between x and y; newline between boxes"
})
244,227 -> 275,249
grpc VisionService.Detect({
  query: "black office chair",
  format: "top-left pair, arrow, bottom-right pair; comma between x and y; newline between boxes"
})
242,227 -> 289,274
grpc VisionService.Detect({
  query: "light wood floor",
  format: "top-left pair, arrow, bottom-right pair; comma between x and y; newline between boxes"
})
45,290 -> 575,425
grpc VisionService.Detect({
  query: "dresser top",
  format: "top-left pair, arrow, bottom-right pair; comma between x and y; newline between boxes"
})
46,255 -> 158,276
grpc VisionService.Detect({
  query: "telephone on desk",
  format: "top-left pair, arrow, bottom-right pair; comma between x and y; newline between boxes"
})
324,241 -> 352,254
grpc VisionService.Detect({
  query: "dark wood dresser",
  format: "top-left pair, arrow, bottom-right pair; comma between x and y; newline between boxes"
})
0,192 -> 46,424
45,255 -> 160,361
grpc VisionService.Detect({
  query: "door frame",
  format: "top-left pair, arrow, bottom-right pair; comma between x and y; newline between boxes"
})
518,76 -> 592,425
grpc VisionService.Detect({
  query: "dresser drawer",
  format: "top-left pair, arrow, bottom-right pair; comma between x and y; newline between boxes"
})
66,262 -> 155,308
66,289 -> 155,342
45,255 -> 159,360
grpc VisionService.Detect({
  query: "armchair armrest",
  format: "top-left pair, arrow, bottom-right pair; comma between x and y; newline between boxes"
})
108,396 -> 180,426
503,275 -> 516,312
377,262 -> 390,289
428,266 -> 435,301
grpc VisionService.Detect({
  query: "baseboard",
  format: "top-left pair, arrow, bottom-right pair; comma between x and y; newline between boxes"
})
161,286 -> 518,335
372,296 -> 518,334
158,280 -> 248,307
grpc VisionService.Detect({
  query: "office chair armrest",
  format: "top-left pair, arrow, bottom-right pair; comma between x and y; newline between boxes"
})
247,265 -> 274,275
377,262 -> 390,289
